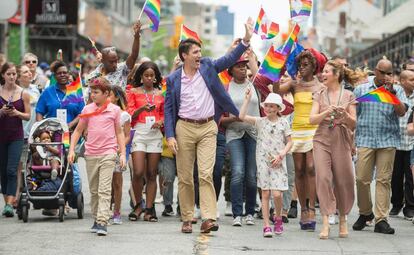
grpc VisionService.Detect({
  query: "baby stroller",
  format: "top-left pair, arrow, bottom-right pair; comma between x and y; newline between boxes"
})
17,118 -> 84,222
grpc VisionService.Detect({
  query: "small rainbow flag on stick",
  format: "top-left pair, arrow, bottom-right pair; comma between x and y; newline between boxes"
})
63,132 -> 70,149
180,24 -> 202,43
140,0 -> 161,32
258,46 -> 287,82
254,7 -> 265,34
161,78 -> 167,97
281,23 -> 301,56
218,70 -> 232,85
290,0 -> 312,22
356,86 -> 401,105
261,22 -> 279,40
62,75 -> 84,107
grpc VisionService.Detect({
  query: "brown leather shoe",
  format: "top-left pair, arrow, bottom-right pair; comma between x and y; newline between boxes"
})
181,221 -> 192,234
200,219 -> 219,233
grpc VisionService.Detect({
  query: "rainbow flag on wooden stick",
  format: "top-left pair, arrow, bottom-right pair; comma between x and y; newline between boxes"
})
161,78 -> 167,97
290,0 -> 312,22
142,0 -> 161,32
62,76 -> 84,107
180,24 -> 202,43
356,86 -> 401,105
258,46 -> 287,82
281,23 -> 301,56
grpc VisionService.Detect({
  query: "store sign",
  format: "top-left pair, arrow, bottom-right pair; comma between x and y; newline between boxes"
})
28,0 -> 78,25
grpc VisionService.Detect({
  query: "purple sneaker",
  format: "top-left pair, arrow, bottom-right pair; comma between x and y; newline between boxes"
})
274,217 -> 284,235
263,226 -> 273,238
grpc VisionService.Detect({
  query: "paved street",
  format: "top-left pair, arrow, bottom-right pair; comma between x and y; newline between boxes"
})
1,159 -> 414,255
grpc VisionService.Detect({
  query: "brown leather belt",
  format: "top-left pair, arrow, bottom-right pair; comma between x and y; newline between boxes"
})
180,116 -> 214,124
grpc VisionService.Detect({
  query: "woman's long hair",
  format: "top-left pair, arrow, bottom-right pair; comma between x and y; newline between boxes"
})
0,62 -> 16,85
111,85 -> 127,111
325,60 -> 368,87
132,61 -> 162,89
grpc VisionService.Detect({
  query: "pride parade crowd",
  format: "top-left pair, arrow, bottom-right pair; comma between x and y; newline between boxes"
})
1,1 -> 414,240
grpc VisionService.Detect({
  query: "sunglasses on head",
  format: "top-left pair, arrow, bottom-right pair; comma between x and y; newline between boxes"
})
376,68 -> 393,76
25,60 -> 37,64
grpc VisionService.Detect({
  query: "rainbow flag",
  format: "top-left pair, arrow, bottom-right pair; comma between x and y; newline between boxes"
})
254,7 -> 265,34
218,70 -> 232,85
180,24 -> 202,43
63,132 -> 70,149
281,23 -> 301,56
356,86 -> 401,105
62,76 -> 84,107
50,75 -> 57,87
258,46 -> 287,82
161,78 -> 167,97
290,0 -> 312,21
143,0 -> 161,32
261,22 -> 279,40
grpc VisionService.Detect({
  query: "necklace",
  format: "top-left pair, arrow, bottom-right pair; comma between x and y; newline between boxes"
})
326,86 -> 344,129
143,87 -> 155,105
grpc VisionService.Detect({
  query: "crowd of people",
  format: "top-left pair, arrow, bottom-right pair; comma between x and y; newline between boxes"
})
1,18 -> 414,240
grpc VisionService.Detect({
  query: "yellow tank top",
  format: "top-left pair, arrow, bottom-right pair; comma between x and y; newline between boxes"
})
292,91 -> 318,131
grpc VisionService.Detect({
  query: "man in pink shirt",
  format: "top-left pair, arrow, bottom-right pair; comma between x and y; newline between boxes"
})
69,77 -> 126,236
165,18 -> 254,234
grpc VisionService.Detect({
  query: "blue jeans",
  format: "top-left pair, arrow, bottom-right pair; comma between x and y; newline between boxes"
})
228,133 -> 257,217
0,140 -> 24,196
159,157 -> 176,206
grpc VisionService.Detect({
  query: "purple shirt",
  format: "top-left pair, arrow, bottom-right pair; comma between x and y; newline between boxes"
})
178,69 -> 215,120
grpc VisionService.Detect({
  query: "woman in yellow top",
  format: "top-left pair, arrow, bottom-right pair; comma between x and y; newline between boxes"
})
274,50 -> 324,231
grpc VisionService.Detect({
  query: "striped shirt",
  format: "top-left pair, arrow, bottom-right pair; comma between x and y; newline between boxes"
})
401,92 -> 414,151
354,80 -> 408,149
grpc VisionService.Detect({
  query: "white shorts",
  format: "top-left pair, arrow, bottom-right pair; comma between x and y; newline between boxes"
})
131,124 -> 163,153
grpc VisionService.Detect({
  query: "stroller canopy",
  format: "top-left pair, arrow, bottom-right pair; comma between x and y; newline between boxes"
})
28,118 -> 69,144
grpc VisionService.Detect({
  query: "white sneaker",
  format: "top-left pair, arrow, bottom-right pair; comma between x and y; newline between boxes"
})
329,214 -> 337,225
194,207 -> 201,219
245,214 -> 255,225
216,210 -> 220,220
225,202 -> 232,216
232,216 -> 242,226
154,194 -> 163,204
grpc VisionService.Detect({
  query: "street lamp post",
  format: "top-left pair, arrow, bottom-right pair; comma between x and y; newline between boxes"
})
20,0 -> 26,59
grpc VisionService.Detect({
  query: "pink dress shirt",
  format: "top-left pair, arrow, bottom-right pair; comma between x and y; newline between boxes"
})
178,69 -> 215,120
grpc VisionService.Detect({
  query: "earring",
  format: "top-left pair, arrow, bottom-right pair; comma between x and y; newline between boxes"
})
140,79 -> 143,83
153,79 -> 157,83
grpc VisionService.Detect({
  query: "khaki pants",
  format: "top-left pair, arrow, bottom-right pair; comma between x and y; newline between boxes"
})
355,147 -> 396,222
85,154 -> 116,225
176,120 -> 218,222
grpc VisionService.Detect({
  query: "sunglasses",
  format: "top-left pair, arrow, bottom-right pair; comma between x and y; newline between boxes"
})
25,60 -> 37,64
376,68 -> 393,76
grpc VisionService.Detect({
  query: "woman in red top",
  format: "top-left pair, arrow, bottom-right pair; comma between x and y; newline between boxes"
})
127,61 -> 164,222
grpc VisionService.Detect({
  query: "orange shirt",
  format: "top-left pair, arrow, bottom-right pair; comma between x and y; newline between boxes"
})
127,90 -> 164,127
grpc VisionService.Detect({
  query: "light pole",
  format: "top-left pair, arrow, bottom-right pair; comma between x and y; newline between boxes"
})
20,0 -> 26,59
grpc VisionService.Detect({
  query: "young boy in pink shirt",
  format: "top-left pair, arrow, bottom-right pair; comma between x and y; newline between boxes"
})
68,77 -> 126,236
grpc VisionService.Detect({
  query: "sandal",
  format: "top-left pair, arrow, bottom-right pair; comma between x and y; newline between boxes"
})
144,207 -> 158,222
299,208 -> 308,230
307,208 -> 317,232
128,202 -> 143,221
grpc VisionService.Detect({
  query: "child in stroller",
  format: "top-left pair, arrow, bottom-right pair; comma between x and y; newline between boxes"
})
31,129 -> 61,181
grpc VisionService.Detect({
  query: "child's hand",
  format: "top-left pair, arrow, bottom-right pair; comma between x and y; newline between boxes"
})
119,154 -> 126,169
68,150 -> 75,165
271,154 -> 284,168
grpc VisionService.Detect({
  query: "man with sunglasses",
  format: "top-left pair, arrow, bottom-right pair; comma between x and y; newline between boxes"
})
87,22 -> 141,90
352,59 -> 408,234
22,53 -> 48,93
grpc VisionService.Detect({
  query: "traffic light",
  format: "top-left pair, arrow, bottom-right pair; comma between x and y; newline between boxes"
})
170,15 -> 184,49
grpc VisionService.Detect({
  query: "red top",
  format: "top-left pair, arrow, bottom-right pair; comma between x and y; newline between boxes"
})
127,90 -> 164,127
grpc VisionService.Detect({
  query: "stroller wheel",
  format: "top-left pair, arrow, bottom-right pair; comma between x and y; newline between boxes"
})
22,205 -> 28,223
77,193 -> 84,219
58,205 -> 64,222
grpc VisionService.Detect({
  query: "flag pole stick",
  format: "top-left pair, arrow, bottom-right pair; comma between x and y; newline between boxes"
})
138,0 -> 148,21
